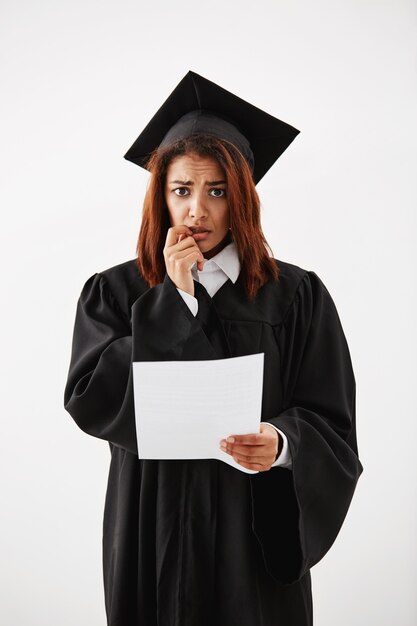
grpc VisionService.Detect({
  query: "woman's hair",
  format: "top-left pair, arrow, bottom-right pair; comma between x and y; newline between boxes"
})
136,133 -> 279,301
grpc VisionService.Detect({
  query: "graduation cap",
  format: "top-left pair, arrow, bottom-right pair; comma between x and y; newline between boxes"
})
124,70 -> 300,185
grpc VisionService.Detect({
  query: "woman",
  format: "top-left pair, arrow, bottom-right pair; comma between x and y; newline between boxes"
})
64,71 -> 363,626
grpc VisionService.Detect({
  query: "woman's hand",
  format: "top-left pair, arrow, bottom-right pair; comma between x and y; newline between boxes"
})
163,225 -> 206,296
219,423 -> 281,472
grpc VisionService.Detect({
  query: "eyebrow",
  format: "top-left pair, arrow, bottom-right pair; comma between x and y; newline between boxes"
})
169,179 -> 227,185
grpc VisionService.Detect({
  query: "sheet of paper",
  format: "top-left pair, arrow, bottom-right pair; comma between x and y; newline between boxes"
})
132,353 -> 264,474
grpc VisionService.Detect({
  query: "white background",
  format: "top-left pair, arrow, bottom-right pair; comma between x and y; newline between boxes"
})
1,1 -> 416,624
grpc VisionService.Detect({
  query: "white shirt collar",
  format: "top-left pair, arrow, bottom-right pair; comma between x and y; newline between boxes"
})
191,240 -> 241,283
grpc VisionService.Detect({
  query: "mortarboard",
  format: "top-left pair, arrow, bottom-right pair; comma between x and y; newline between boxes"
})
124,70 -> 300,185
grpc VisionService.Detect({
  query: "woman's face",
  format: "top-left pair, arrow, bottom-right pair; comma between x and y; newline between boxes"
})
164,152 -> 230,258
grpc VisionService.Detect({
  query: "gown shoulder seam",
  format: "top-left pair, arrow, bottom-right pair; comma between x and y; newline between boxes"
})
280,271 -> 310,328
96,271 -> 131,328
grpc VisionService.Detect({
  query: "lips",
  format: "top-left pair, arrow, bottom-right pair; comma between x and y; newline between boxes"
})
190,227 -> 210,234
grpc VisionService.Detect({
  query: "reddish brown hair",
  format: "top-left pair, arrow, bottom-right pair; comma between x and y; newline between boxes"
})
136,133 -> 279,301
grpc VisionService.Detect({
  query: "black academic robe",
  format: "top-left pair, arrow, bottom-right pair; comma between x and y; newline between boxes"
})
63,256 -> 363,626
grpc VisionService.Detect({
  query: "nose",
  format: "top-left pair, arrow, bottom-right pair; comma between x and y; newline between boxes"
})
188,191 -> 208,220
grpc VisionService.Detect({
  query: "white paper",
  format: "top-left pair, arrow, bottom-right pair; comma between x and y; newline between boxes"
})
132,353 -> 264,474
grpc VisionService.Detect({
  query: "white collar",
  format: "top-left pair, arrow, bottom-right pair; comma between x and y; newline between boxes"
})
191,240 -> 240,283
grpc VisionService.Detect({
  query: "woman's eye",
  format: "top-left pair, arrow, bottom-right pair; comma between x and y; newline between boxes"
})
210,188 -> 226,197
173,187 -> 226,197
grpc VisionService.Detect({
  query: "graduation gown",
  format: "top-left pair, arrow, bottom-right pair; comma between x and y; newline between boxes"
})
63,256 -> 363,626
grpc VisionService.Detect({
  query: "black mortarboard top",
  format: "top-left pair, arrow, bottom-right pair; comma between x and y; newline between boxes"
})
124,70 -> 300,185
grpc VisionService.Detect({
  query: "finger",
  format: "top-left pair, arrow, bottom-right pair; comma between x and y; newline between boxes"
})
232,451 -> 271,463
224,434 -> 264,446
166,235 -> 205,268
174,235 -> 203,253
178,233 -> 186,243
232,457 -> 271,472
165,225 -> 193,247
170,248 -> 205,265
167,242 -> 205,272
222,443 -> 270,456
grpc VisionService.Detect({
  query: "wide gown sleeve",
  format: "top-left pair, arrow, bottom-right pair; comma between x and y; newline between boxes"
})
63,271 -> 223,455
63,273 -> 137,454
248,270 -> 363,585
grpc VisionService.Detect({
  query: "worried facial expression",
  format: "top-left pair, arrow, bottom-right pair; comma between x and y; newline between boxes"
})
164,153 -> 230,258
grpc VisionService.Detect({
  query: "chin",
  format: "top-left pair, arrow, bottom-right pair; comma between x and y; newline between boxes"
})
200,241 -> 216,252
197,240 -> 212,250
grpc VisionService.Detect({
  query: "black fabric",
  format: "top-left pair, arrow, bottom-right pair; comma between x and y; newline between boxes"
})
159,109 -> 255,174
123,70 -> 300,185
63,257 -> 363,626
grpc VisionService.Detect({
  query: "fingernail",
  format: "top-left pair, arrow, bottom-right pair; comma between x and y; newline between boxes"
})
226,437 -> 235,443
